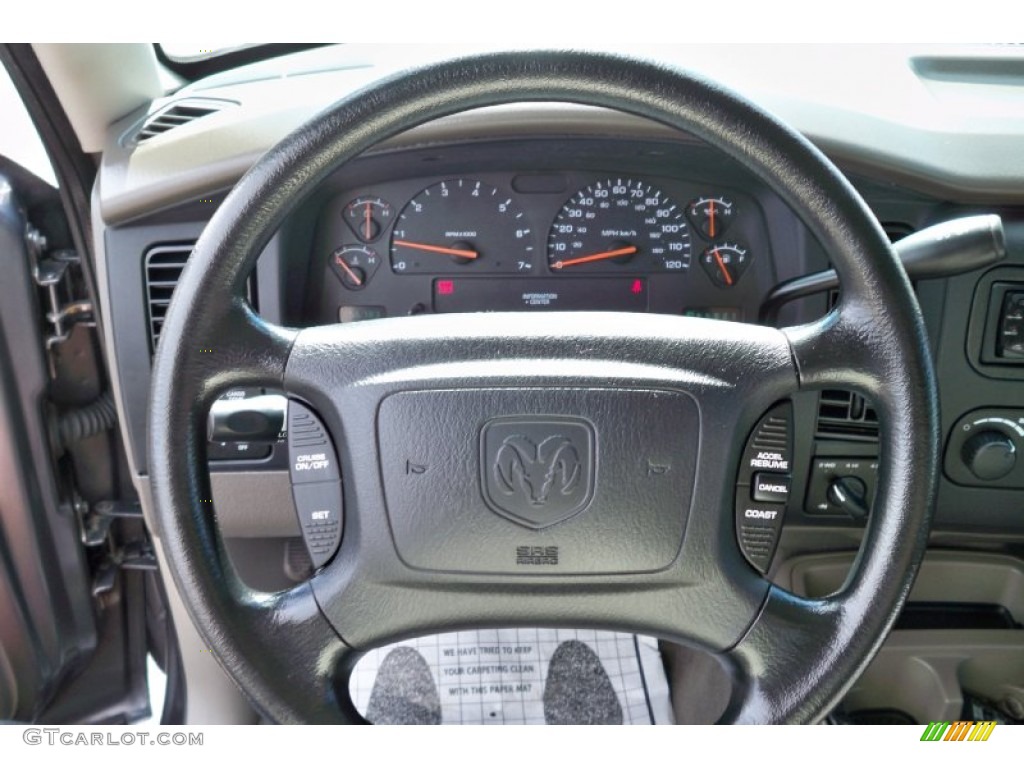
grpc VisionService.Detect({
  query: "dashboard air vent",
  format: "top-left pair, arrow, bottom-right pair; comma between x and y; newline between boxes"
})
133,100 -> 228,144
144,243 -> 194,350
816,389 -> 879,441
144,242 -> 257,352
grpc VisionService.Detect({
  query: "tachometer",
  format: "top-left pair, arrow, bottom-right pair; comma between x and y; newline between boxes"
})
547,179 -> 691,273
390,179 -> 534,274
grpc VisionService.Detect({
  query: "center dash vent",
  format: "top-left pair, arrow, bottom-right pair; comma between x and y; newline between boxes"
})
144,242 -> 257,352
144,243 -> 194,350
131,99 -> 231,145
816,389 -> 879,441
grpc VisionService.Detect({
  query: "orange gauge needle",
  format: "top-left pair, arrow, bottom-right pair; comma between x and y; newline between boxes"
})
712,248 -> 733,286
393,240 -> 479,259
337,259 -> 363,286
551,245 -> 638,270
708,199 -> 716,238
363,202 -> 372,240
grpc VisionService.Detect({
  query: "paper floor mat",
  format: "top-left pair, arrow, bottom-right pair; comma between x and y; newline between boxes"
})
350,629 -> 673,724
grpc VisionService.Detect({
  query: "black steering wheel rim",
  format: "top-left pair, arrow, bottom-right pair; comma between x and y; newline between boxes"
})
149,51 -> 939,724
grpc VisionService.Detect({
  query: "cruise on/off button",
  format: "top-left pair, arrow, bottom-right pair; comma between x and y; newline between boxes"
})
751,472 -> 791,504
287,401 -> 340,484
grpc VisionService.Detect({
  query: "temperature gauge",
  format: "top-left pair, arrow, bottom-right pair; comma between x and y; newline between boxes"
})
687,197 -> 735,239
344,197 -> 392,242
700,243 -> 751,288
330,245 -> 381,290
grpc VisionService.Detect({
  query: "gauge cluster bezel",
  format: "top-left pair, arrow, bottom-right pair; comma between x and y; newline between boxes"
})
298,137 -> 825,328
313,177 -> 767,322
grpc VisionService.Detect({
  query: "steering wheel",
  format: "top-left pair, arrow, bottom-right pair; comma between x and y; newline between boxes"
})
148,51 -> 939,724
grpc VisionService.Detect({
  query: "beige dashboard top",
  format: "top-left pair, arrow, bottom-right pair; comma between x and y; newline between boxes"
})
94,44 -> 1024,224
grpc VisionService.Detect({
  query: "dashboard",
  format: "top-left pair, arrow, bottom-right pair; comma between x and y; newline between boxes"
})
100,125 -> 1024,553
306,138 -> 817,329
89,50 -> 1024,572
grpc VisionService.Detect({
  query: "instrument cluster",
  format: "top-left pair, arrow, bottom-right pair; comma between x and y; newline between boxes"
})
312,168 -> 777,324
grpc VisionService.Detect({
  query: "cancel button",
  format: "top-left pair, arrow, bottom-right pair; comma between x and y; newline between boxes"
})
752,472 -> 791,504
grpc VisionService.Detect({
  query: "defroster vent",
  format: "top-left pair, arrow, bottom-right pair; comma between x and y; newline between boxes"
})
131,99 -> 232,145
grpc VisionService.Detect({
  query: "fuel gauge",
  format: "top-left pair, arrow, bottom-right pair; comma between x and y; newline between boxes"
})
687,196 -> 735,239
700,243 -> 751,288
330,245 -> 381,290
344,196 -> 393,242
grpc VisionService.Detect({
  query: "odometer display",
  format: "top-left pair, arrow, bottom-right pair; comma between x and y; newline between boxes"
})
547,179 -> 691,273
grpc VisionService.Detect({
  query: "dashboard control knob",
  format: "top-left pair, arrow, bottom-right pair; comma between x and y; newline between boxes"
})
827,476 -> 869,520
961,430 -> 1017,481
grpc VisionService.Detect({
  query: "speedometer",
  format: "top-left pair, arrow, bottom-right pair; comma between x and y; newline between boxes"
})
547,179 -> 691,273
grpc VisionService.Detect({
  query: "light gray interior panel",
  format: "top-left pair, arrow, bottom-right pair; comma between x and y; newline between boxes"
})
778,550 -> 1024,722
211,471 -> 298,538
778,551 -> 1024,622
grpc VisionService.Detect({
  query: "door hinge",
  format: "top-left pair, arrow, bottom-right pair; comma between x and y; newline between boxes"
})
28,227 -> 94,351
78,498 -> 157,597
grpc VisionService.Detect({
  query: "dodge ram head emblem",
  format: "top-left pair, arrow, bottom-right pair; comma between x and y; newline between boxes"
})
480,417 -> 596,528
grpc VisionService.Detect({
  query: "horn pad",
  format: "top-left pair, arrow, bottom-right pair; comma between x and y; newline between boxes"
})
377,388 -> 697,575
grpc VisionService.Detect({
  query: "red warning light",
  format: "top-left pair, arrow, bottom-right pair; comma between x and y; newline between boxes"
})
437,280 -> 455,295
630,279 -> 644,295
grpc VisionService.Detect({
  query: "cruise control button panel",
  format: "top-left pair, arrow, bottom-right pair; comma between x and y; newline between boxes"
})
735,401 -> 792,573
287,401 -> 343,569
